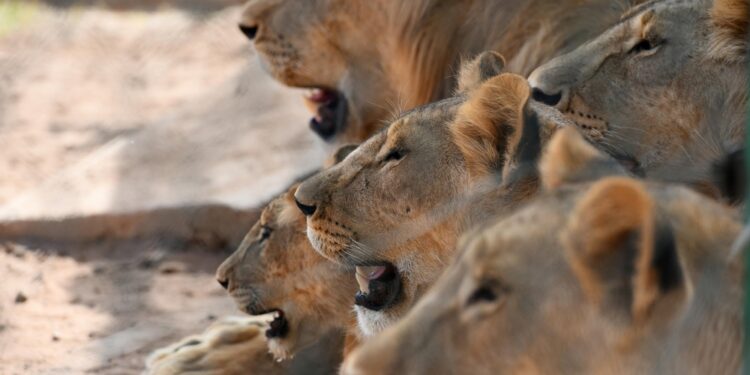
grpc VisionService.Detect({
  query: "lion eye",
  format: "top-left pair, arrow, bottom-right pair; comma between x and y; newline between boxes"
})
260,225 -> 273,241
467,284 -> 497,305
384,149 -> 405,162
629,39 -> 657,54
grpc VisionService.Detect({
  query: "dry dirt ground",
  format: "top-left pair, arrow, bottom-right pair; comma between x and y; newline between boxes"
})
0,1 -> 327,373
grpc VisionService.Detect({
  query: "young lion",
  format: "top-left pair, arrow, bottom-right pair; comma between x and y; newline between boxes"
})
238,0 -> 627,143
293,52 -> 571,337
529,0 -> 749,189
215,182 -> 359,360
342,128 -> 742,375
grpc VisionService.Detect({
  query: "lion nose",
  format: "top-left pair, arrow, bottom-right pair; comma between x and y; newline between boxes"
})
239,23 -> 258,40
295,198 -> 317,216
217,278 -> 229,290
531,87 -> 562,106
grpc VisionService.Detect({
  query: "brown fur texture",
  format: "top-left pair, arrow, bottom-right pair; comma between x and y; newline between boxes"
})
343,130 -> 742,375
294,54 -> 554,337
215,184 -> 358,360
530,0 -> 748,188
240,0 -> 627,145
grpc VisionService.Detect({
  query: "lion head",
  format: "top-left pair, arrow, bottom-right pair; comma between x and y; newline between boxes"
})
529,0 -> 749,185
238,0 -> 625,144
215,182 -> 358,360
292,52 -> 566,337
342,128 -> 742,375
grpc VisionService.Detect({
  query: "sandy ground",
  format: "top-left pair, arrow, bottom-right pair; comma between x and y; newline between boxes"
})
0,1 -> 326,373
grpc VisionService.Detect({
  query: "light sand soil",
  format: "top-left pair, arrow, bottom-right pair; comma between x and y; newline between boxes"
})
1,239 -> 234,374
0,1 -> 327,373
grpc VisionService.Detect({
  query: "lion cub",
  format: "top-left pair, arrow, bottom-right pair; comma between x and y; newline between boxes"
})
343,128 -> 742,375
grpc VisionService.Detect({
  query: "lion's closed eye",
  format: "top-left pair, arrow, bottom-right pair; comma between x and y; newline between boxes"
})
384,149 -> 406,162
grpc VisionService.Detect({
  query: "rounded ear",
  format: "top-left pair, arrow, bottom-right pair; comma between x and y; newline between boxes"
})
322,144 -> 359,168
540,127 -> 626,190
456,51 -> 506,94
333,144 -> 359,164
451,73 -> 530,179
564,178 -> 683,324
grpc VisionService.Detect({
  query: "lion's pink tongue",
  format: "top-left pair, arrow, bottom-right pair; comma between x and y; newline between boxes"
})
305,88 -> 335,104
355,266 -> 386,294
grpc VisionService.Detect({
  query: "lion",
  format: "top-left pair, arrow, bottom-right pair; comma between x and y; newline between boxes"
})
292,52 -> 577,337
341,127 -> 742,375
215,181 -> 360,361
529,0 -> 748,190
145,316 -> 343,375
238,0 -> 630,144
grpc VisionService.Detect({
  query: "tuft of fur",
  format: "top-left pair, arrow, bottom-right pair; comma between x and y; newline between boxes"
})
710,0 -> 749,62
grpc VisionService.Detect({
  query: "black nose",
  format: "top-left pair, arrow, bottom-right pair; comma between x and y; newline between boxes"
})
239,24 -> 258,40
295,198 -> 317,216
218,278 -> 229,290
531,88 -> 562,106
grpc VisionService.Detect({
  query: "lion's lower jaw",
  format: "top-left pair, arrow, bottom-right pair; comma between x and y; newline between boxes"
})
354,306 -> 400,338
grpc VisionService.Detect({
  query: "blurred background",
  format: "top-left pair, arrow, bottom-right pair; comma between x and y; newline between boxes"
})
0,0 -> 325,373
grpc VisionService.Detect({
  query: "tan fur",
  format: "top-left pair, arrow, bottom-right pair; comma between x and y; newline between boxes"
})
294,56 -> 552,337
240,0 -> 625,145
343,130 -> 742,375
215,184 -> 358,361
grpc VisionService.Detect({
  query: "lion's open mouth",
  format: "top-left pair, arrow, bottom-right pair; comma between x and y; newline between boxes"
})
354,262 -> 402,311
304,88 -> 348,140
250,308 -> 289,339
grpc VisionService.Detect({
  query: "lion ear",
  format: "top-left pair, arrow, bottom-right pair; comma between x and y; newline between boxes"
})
539,127 -> 626,190
323,144 -> 359,167
710,0 -> 749,61
451,73 -> 531,179
564,178 -> 683,324
456,51 -> 506,93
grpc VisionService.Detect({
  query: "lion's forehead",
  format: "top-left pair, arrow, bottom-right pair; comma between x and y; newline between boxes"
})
395,96 -> 465,124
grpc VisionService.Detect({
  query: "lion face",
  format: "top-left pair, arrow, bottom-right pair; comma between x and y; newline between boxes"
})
215,185 -> 357,359
293,53 -> 549,336
342,129 -> 742,375
239,0 -> 397,142
293,99 -> 469,336
529,0 -> 748,183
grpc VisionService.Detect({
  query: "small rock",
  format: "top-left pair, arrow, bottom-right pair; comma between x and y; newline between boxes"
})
14,292 -> 27,304
158,261 -> 186,275
206,314 -> 217,321
138,250 -> 168,269
52,334 -> 60,342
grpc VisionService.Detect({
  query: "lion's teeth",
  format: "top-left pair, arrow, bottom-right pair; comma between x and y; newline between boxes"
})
355,267 -> 370,294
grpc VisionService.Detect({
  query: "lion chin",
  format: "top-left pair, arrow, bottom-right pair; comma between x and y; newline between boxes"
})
354,307 -> 400,338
